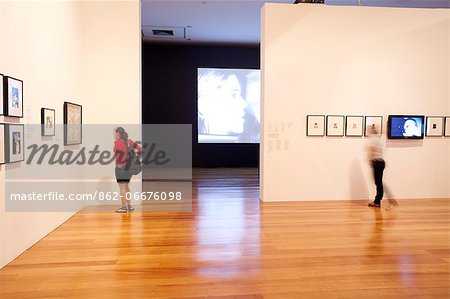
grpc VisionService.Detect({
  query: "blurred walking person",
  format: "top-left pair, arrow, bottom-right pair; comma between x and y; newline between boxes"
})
366,127 -> 385,208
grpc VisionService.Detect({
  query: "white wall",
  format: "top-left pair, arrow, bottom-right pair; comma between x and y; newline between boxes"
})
261,4 -> 450,201
79,1 -> 141,125
0,0 -> 141,268
77,1 -> 142,204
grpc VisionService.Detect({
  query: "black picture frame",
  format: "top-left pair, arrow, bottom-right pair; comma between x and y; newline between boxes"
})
4,76 -> 23,118
0,123 -> 5,164
364,116 -> 383,137
0,74 -> 4,116
445,117 -> 450,137
63,101 -> 82,145
425,116 -> 444,137
306,115 -> 325,136
326,115 -> 345,137
345,115 -> 364,137
5,123 -> 25,163
41,108 -> 56,136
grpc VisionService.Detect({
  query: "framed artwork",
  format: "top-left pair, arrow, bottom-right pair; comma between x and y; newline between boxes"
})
425,116 -> 444,137
345,116 -> 364,137
41,108 -> 55,136
0,124 -> 5,164
4,76 -> 23,118
5,124 -> 24,163
63,101 -> 82,145
365,116 -> 383,137
426,116 -> 444,137
445,117 -> 450,137
326,115 -> 345,136
0,74 -> 4,115
306,115 -> 325,136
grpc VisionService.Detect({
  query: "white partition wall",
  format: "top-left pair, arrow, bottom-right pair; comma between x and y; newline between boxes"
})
0,1 -> 141,268
260,4 -> 450,201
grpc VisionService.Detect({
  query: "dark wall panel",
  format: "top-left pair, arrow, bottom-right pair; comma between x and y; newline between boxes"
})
142,43 -> 260,167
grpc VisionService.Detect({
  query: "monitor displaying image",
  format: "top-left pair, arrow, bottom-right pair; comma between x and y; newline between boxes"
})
197,68 -> 260,143
388,115 -> 425,139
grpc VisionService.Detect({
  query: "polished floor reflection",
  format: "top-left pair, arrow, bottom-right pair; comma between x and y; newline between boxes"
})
0,168 -> 449,298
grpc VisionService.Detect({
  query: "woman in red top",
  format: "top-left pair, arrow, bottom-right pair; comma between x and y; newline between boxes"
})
113,127 -> 142,213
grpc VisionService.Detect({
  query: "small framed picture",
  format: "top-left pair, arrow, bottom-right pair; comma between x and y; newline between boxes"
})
306,115 -> 325,136
326,115 -> 345,136
41,108 -> 56,136
4,76 -> 23,118
445,117 -> 450,137
64,101 -> 82,145
365,116 -> 383,137
5,124 -> 24,163
345,116 -> 364,137
0,124 -> 5,164
426,116 -> 444,137
0,74 -> 4,115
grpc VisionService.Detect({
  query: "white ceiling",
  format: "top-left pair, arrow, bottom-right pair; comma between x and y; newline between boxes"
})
141,0 -> 293,45
141,0 -> 450,45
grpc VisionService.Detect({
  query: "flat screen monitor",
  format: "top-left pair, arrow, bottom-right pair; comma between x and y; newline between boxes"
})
197,68 -> 260,143
388,115 -> 425,139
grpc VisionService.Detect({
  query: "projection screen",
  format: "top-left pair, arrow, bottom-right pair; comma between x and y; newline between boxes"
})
197,68 -> 260,143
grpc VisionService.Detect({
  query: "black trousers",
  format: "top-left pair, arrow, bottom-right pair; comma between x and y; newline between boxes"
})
372,159 -> 385,204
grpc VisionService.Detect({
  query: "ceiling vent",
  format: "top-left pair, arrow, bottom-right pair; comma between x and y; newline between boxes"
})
142,26 -> 187,41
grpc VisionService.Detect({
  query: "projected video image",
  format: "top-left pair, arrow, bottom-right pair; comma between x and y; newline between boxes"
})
197,68 -> 260,143
388,116 -> 425,139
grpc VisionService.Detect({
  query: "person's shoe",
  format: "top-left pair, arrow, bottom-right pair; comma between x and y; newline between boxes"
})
115,207 -> 128,213
368,202 -> 381,208
127,205 -> 135,212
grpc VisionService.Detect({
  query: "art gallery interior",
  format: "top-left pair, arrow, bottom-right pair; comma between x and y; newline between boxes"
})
0,0 -> 449,298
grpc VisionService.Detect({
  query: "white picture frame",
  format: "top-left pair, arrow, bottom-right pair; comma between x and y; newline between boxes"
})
426,116 -> 444,137
306,115 -> 325,136
365,116 -> 383,137
345,116 -> 364,137
326,115 -> 345,136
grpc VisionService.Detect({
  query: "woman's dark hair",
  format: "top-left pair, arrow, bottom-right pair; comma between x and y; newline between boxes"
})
115,127 -> 128,141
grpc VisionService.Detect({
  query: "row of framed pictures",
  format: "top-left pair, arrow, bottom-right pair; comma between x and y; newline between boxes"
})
0,74 -> 23,118
0,71 -> 82,164
41,102 -> 83,145
0,102 -> 82,165
307,115 -> 450,137
1,73 -> 82,142
307,115 -> 383,137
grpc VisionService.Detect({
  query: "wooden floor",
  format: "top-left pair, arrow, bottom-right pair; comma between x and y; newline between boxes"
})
0,168 -> 449,298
